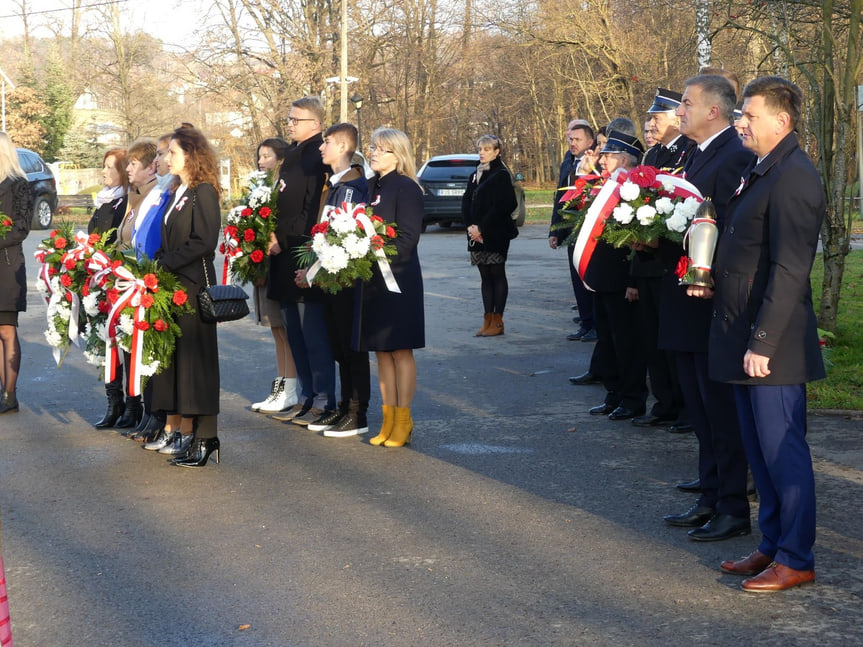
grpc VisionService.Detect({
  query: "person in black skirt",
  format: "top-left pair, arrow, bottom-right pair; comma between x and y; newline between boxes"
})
461,134 -> 518,337
356,128 -> 425,448
0,132 -> 33,414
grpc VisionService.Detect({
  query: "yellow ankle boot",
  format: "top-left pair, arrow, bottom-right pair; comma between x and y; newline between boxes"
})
369,405 -> 395,446
484,313 -> 504,336
384,406 -> 413,447
476,313 -> 493,336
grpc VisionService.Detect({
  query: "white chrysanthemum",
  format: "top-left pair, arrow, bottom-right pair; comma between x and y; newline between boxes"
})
83,293 -> 100,316
665,211 -> 689,232
311,233 -> 329,255
654,197 -> 675,215
329,213 -> 356,234
618,181 -> 641,202
676,196 -> 701,220
45,330 -> 63,347
49,276 -> 62,294
661,178 -> 676,193
35,279 -> 49,296
84,351 -> 104,367
612,203 -> 635,224
227,206 -> 244,225
57,303 -> 71,319
118,314 -> 134,336
636,205 -> 657,226
140,360 -> 160,377
248,185 -> 272,209
319,245 -> 350,273
94,322 -> 107,340
342,233 -> 370,259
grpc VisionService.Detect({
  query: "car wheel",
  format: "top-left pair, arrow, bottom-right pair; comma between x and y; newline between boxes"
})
32,195 -> 54,230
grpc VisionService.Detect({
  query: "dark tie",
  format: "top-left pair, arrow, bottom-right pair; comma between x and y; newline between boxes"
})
683,146 -> 701,174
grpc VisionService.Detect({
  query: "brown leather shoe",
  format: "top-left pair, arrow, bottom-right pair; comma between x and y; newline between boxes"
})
720,549 -> 773,576
741,562 -> 815,592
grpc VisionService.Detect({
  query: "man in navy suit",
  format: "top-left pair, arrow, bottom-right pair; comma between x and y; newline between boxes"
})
707,76 -> 825,592
660,75 -> 754,542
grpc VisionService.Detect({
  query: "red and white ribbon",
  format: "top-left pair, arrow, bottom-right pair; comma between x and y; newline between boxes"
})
104,265 -> 147,396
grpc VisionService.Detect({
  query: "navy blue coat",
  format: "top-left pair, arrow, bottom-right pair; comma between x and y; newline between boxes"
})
709,133 -> 826,385
657,127 -> 753,353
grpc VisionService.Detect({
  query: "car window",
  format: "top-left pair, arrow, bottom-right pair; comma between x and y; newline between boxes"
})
17,150 -> 40,174
419,159 -> 478,182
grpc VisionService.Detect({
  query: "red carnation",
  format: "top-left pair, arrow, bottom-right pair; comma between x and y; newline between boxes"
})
107,288 -> 120,303
241,207 -> 253,218
49,229 -> 58,237
54,237 -> 68,249
371,234 -> 384,250
675,256 -> 692,279
140,293 -> 155,308
98,300 -> 111,314
224,225 -> 238,239
243,228 -> 256,242
61,274 -> 73,287
48,267 -> 57,276
88,233 -> 101,245
311,222 -> 328,235
259,206 -> 272,218
250,249 -> 265,263
111,259 -> 123,270
1,217 -> 12,227
371,215 -> 383,223
81,283 -> 90,297
65,292 -> 73,302
172,290 -> 188,306
134,320 -> 150,331
154,319 -> 168,332
143,273 -> 159,290
64,258 -> 77,270
629,165 -> 658,189
385,226 -> 396,238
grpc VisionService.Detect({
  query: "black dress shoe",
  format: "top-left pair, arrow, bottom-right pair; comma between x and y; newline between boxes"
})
572,316 -> 582,324
569,372 -> 599,385
589,403 -> 615,416
567,328 -> 590,341
688,514 -> 751,541
664,504 -> 715,527
668,422 -> 693,433
579,329 -> 598,342
631,414 -> 675,427
676,478 -> 702,492
608,406 -> 645,421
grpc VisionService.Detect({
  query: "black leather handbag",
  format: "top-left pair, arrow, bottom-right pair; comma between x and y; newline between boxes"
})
198,258 -> 249,324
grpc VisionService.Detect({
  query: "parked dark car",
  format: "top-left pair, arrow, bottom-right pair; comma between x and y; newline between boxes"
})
417,153 -> 526,231
16,148 -> 58,230
417,154 -> 479,231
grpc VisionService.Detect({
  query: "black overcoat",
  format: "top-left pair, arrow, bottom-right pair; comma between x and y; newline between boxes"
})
0,177 -> 32,312
151,183 -> 221,416
267,134 -> 327,303
353,171 -> 425,352
87,195 -> 128,245
708,133 -> 826,385
461,157 -> 518,255
657,128 -> 754,353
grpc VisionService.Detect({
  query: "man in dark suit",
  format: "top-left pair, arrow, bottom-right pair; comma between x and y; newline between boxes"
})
643,88 -> 695,172
660,75 -> 755,541
549,119 -> 597,344
707,76 -> 825,592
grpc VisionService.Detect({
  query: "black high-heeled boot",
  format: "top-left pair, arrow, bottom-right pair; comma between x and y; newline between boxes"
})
129,414 -> 164,443
174,437 -> 220,468
115,396 -> 143,429
94,382 -> 124,428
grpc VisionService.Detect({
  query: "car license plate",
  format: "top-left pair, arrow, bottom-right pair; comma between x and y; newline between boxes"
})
438,188 -> 463,196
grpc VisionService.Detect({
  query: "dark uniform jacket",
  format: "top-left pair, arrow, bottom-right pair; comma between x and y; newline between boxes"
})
657,127 -> 753,353
708,132 -> 826,385
642,135 -> 695,172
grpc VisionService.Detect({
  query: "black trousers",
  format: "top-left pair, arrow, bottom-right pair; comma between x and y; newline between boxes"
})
593,290 -> 647,411
323,287 -> 370,413
674,351 -> 749,518
568,243 -> 594,330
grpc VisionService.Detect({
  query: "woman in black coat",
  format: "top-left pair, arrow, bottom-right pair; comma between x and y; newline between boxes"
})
88,148 -> 134,428
461,135 -> 518,336
0,133 -> 33,414
145,127 -> 222,468
357,128 -> 425,448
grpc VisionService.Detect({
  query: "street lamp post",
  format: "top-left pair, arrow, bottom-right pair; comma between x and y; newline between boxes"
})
351,93 -> 364,152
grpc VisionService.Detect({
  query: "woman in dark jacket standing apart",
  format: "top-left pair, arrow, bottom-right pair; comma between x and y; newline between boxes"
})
357,128 -> 425,448
144,127 -> 222,467
0,133 -> 33,414
461,135 -> 518,337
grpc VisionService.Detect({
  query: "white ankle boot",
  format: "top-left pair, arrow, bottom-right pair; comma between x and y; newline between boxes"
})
252,378 -> 283,412
259,377 -> 298,413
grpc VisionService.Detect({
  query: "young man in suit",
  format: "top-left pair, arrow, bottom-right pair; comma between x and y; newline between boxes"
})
660,75 -> 755,542
707,76 -> 825,591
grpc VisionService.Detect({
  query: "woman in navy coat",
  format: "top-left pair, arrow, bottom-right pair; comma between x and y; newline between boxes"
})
356,128 -> 425,448
146,127 -> 222,467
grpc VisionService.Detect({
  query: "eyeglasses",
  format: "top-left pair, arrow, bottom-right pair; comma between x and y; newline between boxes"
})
287,117 -> 316,125
369,145 -> 394,154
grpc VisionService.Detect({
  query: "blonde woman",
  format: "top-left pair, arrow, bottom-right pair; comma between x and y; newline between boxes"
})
0,133 -> 32,413
356,128 -> 425,447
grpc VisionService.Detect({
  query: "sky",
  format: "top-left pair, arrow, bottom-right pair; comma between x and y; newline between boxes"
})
0,0 -> 206,49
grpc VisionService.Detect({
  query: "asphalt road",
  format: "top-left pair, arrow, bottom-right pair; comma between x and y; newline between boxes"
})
1,223 -> 861,646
